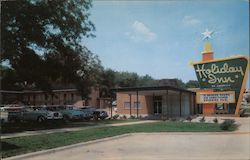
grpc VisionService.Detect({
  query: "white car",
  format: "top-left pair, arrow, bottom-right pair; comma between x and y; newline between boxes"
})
38,106 -> 63,120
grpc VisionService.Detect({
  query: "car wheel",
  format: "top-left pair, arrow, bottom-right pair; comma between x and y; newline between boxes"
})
37,116 -> 46,123
100,117 -> 106,120
93,114 -> 98,121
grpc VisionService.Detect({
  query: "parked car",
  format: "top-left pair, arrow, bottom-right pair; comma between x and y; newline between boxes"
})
21,106 -> 58,123
37,106 -> 63,121
4,106 -> 24,123
80,107 -> 108,120
52,105 -> 87,122
0,108 -> 9,124
96,109 -> 109,120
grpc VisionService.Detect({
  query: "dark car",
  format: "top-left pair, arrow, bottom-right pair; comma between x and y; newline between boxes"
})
80,107 -> 108,120
96,109 -> 109,120
46,105 -> 91,122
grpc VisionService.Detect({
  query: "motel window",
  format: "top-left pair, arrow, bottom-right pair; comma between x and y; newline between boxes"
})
64,94 -> 67,100
71,93 -> 74,101
133,102 -> 142,109
64,94 -> 67,105
124,102 -> 131,109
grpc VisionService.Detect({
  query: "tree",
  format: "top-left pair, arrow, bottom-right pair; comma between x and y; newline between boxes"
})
137,74 -> 155,87
1,0 -> 97,92
100,69 -> 116,98
76,49 -> 103,102
176,79 -> 186,89
185,80 -> 200,88
114,71 -> 140,87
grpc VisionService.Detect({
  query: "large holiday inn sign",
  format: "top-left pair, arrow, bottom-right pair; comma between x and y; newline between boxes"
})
194,56 -> 248,90
193,56 -> 249,115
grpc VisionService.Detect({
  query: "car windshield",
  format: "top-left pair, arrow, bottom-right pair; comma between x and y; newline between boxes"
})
67,106 -> 73,110
32,107 -> 45,111
81,107 -> 95,111
58,106 -> 66,110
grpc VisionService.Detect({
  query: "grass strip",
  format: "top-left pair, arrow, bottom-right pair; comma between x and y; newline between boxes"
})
1,121 -> 224,158
1,119 -> 139,133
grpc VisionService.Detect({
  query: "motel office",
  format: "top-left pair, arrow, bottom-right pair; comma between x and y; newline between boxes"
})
112,86 -> 196,117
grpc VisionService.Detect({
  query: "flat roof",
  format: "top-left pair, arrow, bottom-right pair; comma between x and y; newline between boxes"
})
0,89 -> 78,94
111,86 -> 195,95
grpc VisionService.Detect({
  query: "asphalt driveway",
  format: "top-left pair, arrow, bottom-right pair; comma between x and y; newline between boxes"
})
13,132 -> 249,160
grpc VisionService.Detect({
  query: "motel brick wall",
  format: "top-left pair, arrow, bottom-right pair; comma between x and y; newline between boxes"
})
116,93 -> 153,116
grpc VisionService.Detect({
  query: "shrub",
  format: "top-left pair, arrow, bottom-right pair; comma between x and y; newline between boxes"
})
122,115 -> 127,119
239,108 -> 247,117
220,119 -> 236,131
170,118 -> 176,121
186,116 -> 192,121
213,118 -> 218,123
129,115 -> 136,119
199,116 -> 205,123
245,95 -> 250,103
161,116 -> 168,121
112,114 -> 119,120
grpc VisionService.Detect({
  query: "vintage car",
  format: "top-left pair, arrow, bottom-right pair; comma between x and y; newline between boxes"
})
37,106 -> 63,121
22,106 -> 63,122
80,107 -> 108,120
48,105 -> 89,122
3,106 -> 24,123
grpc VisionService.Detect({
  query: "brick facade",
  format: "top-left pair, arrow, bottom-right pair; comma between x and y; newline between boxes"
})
1,88 -> 100,107
116,93 -> 154,116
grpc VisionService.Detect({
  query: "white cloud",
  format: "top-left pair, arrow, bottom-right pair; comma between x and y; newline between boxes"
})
182,16 -> 201,27
127,21 -> 157,42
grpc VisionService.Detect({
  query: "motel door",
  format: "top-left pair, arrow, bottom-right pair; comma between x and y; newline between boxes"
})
154,96 -> 162,114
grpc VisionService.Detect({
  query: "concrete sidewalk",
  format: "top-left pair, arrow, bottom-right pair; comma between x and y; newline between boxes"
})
1,120 -> 158,139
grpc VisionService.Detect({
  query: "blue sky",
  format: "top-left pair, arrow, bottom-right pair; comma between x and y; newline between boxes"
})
82,0 -> 249,83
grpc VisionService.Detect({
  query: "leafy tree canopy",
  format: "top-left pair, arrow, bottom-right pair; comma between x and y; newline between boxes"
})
185,80 -> 200,88
1,0 -> 99,91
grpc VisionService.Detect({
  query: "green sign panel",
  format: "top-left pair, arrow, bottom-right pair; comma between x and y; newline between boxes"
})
193,57 -> 248,103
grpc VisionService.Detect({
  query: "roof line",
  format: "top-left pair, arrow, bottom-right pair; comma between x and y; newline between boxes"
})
111,86 -> 195,93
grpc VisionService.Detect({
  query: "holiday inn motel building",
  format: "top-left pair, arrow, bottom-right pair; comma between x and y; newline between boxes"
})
112,38 -> 249,118
112,86 -> 196,118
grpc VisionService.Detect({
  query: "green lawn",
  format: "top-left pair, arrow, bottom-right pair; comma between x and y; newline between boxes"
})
1,119 -> 139,133
1,121 -> 226,158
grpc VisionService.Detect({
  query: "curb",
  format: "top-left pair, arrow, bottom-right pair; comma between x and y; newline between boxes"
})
3,133 -> 132,160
